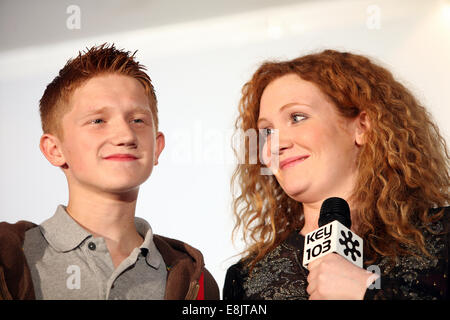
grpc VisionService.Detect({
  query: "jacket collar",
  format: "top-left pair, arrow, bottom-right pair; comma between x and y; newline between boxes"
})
153,234 -> 205,299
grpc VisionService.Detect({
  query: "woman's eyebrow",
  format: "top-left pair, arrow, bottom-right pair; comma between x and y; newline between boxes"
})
279,102 -> 313,112
256,117 -> 270,127
257,102 -> 312,126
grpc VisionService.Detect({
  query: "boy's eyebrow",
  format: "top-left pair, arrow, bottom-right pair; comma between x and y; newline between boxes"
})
81,106 -> 109,117
81,106 -> 152,117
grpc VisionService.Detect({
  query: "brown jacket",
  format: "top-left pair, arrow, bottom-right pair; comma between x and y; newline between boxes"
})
0,220 -> 219,300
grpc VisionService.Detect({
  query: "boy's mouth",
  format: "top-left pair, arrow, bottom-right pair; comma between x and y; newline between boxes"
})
104,154 -> 138,161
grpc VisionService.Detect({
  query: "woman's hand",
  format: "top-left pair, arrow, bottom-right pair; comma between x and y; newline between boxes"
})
306,253 -> 377,300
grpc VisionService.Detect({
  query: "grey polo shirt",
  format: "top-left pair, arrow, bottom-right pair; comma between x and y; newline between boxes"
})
23,205 -> 167,300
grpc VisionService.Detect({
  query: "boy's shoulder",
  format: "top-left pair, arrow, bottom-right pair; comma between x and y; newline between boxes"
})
0,220 -> 220,300
153,234 -> 205,277
0,220 -> 37,249
0,220 -> 37,299
153,234 -> 220,300
153,234 -> 202,259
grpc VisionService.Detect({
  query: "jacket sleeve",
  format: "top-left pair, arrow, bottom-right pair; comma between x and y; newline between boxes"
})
202,268 -> 220,300
0,221 -> 36,300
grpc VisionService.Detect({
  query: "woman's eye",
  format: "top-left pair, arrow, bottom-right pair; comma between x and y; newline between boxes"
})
132,119 -> 144,123
291,113 -> 307,123
263,128 -> 273,136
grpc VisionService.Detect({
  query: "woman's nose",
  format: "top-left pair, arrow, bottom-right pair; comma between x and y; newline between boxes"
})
270,128 -> 293,155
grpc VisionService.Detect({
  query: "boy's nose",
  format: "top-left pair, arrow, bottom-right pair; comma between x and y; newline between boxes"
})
111,121 -> 138,147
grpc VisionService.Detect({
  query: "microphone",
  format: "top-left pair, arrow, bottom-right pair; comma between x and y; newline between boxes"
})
302,197 -> 363,268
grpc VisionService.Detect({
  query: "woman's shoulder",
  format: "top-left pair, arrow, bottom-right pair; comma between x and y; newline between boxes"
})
365,206 -> 449,299
409,206 -> 449,257
428,205 -> 449,218
424,206 -> 449,234
428,205 -> 449,216
223,260 -> 248,300
225,260 -> 247,277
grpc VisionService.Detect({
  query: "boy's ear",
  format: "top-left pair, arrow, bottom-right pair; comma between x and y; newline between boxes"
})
39,134 -> 67,168
354,111 -> 371,146
153,132 -> 165,166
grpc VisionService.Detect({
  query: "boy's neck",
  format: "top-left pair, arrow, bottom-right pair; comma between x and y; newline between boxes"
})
65,185 -> 144,266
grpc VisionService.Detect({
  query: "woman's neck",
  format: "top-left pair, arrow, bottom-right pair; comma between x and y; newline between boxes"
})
300,200 -> 361,236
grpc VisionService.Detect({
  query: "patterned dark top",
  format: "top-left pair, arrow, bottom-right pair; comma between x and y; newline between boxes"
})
223,207 -> 449,300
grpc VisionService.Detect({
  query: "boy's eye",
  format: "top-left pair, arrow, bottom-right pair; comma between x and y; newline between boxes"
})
91,119 -> 104,124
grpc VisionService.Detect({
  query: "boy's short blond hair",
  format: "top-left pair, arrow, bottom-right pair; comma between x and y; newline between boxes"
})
39,43 -> 158,140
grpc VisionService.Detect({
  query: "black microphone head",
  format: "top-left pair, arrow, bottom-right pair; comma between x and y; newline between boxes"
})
318,197 -> 351,228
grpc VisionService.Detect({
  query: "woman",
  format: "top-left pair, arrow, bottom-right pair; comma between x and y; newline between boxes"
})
223,50 -> 449,300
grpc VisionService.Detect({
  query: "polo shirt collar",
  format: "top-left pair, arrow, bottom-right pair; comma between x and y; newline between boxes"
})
40,205 -> 162,270
40,205 -> 91,253
134,217 -> 162,269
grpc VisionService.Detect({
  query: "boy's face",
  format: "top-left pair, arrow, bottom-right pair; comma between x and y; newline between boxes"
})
41,74 -> 164,195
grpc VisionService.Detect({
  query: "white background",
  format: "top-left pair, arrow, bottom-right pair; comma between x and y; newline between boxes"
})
1,0 -> 450,296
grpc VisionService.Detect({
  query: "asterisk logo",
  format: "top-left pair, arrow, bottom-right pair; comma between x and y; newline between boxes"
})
339,231 -> 361,262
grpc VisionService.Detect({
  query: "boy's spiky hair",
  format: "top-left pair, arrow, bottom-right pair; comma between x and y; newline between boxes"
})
39,43 -> 158,140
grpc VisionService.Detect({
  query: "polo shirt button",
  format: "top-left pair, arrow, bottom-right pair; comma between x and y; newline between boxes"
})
88,242 -> 96,251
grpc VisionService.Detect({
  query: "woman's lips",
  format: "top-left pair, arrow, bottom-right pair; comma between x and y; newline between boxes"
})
104,154 -> 138,161
279,155 -> 309,170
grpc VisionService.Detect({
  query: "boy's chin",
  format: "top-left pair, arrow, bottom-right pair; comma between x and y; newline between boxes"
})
97,177 -> 148,195
101,184 -> 141,196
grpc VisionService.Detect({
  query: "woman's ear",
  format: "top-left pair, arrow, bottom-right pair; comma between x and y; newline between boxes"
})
39,133 -> 67,168
355,111 -> 371,146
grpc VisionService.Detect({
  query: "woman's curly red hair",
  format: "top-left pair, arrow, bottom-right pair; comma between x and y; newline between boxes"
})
232,49 -> 449,270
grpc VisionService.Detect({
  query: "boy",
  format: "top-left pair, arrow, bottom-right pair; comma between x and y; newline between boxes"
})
0,44 -> 219,300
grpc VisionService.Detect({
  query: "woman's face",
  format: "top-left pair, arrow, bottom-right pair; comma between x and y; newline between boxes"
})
257,73 -> 367,204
